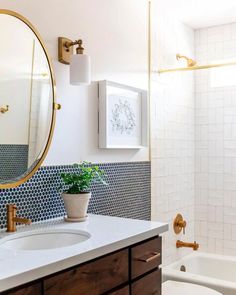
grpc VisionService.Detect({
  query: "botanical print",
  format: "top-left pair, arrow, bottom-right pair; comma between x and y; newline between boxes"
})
98,81 -> 147,148
110,98 -> 136,135
107,87 -> 142,147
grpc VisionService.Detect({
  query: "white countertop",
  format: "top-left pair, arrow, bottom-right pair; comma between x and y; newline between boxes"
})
0,214 -> 168,292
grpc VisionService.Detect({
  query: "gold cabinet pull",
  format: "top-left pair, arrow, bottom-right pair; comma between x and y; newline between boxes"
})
137,252 -> 161,263
0,105 -> 9,114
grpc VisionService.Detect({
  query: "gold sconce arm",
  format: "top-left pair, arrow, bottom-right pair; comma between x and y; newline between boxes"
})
0,105 -> 9,114
65,39 -> 84,54
58,37 -> 85,64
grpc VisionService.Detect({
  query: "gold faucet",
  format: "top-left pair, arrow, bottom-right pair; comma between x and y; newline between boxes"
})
176,240 -> 199,251
6,204 -> 31,232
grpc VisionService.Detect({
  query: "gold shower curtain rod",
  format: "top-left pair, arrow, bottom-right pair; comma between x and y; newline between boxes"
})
157,61 -> 236,73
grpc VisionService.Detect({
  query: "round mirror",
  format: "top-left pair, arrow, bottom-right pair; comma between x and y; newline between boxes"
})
0,10 -> 57,188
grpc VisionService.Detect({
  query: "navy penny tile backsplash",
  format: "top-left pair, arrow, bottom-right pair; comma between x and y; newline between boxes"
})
0,162 -> 151,229
0,145 -> 28,182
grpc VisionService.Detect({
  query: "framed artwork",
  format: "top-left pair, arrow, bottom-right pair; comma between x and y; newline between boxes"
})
98,80 -> 148,149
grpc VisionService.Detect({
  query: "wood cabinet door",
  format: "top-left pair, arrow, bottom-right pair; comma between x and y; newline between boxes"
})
44,249 -> 129,295
131,237 -> 161,279
108,286 -> 129,295
3,283 -> 42,295
131,270 -> 161,295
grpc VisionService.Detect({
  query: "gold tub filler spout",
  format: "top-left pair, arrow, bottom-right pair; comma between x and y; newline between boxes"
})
176,240 -> 199,251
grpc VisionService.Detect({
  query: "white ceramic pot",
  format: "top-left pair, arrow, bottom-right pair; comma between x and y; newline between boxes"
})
62,192 -> 91,220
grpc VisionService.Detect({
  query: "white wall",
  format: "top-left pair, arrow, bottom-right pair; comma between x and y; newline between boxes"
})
0,0 -> 149,164
195,23 -> 236,255
151,0 -> 195,265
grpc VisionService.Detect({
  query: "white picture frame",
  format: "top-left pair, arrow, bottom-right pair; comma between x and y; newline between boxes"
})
98,80 -> 148,149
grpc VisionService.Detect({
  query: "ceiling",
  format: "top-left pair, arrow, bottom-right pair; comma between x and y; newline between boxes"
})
161,0 -> 236,29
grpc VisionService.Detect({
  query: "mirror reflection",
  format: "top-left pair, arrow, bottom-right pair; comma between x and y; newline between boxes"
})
0,13 -> 53,184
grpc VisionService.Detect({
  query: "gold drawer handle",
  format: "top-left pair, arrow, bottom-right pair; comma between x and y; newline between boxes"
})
137,252 -> 161,263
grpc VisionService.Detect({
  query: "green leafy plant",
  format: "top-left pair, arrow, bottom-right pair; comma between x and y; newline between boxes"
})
60,162 -> 108,194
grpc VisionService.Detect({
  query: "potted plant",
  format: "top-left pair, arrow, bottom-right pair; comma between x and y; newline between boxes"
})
60,162 -> 107,221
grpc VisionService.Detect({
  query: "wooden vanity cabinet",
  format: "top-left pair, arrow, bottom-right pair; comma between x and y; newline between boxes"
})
44,249 -> 129,295
131,236 -> 162,279
3,283 -> 42,295
1,236 -> 162,295
131,270 -> 161,295
108,286 -> 130,295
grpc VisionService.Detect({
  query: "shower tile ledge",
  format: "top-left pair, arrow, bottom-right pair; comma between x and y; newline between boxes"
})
0,214 -> 168,292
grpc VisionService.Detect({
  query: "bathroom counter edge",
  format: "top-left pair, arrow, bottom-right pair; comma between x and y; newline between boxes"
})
0,214 -> 168,292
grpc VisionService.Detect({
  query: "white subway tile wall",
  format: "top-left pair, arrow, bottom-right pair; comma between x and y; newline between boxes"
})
151,1 -> 195,266
152,1 -> 236,264
195,23 -> 236,256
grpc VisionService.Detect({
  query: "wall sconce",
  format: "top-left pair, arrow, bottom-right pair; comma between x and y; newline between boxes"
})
58,37 -> 91,86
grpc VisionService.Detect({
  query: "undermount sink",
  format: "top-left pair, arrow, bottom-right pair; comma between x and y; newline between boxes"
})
0,229 -> 90,251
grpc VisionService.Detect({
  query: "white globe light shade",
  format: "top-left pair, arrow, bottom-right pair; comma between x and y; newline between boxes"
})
70,54 -> 91,86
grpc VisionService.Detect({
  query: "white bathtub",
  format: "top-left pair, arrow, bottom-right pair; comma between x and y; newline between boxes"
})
162,252 -> 236,295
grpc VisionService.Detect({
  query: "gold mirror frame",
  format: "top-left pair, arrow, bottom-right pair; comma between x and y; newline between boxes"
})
0,9 -> 58,189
